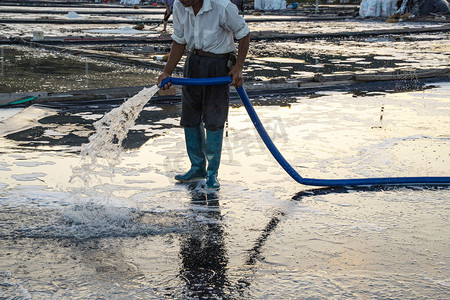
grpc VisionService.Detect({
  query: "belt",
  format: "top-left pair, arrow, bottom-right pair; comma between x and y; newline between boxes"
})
190,49 -> 230,58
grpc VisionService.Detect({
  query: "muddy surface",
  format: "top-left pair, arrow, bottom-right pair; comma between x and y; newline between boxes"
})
1,29 -> 449,93
0,45 -> 159,93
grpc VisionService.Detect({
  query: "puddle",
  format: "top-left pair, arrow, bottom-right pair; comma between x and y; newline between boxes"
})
245,32 -> 450,79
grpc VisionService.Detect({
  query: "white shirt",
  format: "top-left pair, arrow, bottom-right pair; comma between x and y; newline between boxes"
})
171,0 -> 250,54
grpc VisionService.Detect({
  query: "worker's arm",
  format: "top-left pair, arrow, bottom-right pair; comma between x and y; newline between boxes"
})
158,41 -> 186,90
229,32 -> 250,88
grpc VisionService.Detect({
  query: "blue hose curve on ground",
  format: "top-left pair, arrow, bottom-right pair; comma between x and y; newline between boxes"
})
159,76 -> 450,187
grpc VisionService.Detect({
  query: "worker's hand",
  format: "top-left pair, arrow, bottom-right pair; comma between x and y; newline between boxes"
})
229,65 -> 244,88
158,72 -> 172,90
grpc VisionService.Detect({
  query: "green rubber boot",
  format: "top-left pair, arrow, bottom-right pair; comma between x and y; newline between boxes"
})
205,129 -> 224,190
175,124 -> 207,182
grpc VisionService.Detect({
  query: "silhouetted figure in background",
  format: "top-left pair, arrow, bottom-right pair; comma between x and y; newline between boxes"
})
161,0 -> 175,33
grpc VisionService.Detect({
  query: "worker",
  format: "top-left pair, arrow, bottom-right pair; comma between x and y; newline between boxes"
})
161,0 -> 175,33
158,0 -> 250,190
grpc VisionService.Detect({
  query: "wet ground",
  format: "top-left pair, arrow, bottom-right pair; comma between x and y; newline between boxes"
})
1,4 -> 450,299
1,4 -> 450,94
2,29 -> 449,93
1,80 -> 449,298
0,45 -> 159,93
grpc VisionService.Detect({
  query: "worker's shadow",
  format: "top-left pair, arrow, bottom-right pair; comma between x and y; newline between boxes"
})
178,185 -> 229,299
179,183 -> 288,298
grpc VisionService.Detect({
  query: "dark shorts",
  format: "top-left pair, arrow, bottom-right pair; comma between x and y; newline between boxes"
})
180,53 -> 230,131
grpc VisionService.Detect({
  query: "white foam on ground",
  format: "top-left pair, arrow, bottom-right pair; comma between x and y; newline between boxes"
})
0,271 -> 31,300
0,185 -> 70,207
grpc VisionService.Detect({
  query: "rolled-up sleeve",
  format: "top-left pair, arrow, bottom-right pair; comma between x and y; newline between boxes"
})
223,3 -> 249,40
170,1 -> 186,44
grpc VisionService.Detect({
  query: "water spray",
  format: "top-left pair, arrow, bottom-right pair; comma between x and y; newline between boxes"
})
160,76 -> 450,187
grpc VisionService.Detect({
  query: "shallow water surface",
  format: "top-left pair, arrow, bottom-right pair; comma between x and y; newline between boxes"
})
2,22 -> 449,94
0,83 -> 449,298
0,46 -> 159,93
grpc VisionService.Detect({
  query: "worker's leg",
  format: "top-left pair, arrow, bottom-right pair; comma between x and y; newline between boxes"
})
205,128 -> 224,189
201,56 -> 230,189
175,54 -> 206,182
174,124 -> 207,182
179,54 -> 230,189
162,9 -> 171,32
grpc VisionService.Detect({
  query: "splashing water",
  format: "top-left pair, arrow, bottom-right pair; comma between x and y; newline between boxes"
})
71,85 -> 160,187
63,85 -> 161,238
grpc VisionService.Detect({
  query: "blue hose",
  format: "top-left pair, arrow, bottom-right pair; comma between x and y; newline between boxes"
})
160,76 -> 450,187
